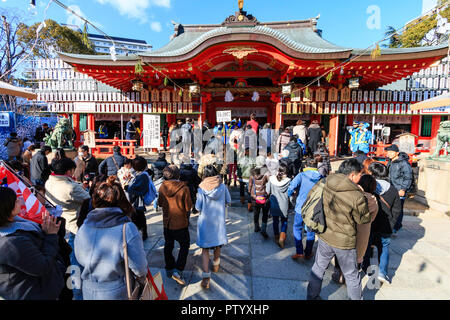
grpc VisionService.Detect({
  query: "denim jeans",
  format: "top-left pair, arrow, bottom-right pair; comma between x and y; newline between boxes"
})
68,232 -> 83,300
272,216 -> 287,236
362,232 -> 391,277
393,197 -> 405,232
293,213 -> 315,255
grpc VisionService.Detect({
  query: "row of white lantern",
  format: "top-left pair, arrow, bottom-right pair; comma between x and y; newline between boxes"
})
284,102 -> 420,115
48,102 -> 196,114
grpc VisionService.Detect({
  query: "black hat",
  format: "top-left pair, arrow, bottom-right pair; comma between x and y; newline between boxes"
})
385,144 -> 399,152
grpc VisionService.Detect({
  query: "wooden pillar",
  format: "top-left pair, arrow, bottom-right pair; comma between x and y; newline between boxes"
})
87,114 -> 95,131
431,115 -> 441,138
328,115 -> 339,157
275,102 -> 283,130
411,115 -> 421,144
72,113 -> 81,148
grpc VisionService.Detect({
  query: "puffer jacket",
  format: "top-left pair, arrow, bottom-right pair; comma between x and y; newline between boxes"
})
320,173 -> 371,250
371,179 -> 402,235
284,140 -> 303,163
388,152 -> 413,192
248,173 -> 269,200
98,152 -> 126,176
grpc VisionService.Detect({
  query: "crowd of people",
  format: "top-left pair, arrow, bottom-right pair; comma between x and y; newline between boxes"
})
0,112 -> 414,300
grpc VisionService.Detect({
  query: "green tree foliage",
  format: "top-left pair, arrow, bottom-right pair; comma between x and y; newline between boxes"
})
399,4 -> 449,47
383,26 -> 402,48
17,19 -> 96,58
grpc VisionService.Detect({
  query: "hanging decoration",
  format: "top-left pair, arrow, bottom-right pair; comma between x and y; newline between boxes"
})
134,59 -> 144,75
82,22 -> 91,49
109,45 -> 117,62
179,89 -> 183,97
371,43 -> 381,60
304,87 -> 311,99
225,90 -> 234,102
155,72 -> 159,80
164,77 -> 168,86
326,71 -> 333,83
251,91 -> 260,102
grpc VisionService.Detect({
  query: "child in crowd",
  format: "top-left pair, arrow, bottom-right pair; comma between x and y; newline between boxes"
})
248,167 -> 269,238
117,158 -> 135,189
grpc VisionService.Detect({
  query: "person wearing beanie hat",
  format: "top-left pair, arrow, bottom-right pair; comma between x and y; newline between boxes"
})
158,164 -> 192,286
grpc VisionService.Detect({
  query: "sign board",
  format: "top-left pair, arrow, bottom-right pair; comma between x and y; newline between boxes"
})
143,114 -> 161,149
216,110 -> 232,123
420,106 -> 450,115
0,112 -> 11,127
74,102 -> 96,113
82,130 -> 96,148
398,134 -> 416,154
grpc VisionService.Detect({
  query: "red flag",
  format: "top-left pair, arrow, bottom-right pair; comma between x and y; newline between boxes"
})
0,165 -> 47,224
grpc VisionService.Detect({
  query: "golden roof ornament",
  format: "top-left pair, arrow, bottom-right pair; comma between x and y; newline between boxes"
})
239,0 -> 244,10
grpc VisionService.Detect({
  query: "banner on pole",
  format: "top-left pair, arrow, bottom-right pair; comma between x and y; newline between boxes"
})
143,114 -> 161,149
216,110 -> 232,123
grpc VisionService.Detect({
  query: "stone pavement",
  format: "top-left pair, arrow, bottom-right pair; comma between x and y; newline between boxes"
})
142,186 -> 450,300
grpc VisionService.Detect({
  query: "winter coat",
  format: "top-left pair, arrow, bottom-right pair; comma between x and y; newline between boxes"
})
388,152 -> 413,192
195,179 -> 231,248
0,216 -> 65,300
307,124 -> 322,153
371,179 -> 402,235
4,137 -> 22,158
98,152 -> 126,177
287,168 -> 322,215
74,154 -> 98,182
45,174 -> 91,235
276,132 -> 291,153
151,158 -> 169,181
157,180 -> 192,230
180,164 -> 201,203
75,207 -> 148,300
293,124 -> 307,144
30,151 -> 51,183
127,171 -> 150,210
266,175 -> 291,218
248,174 -> 269,200
284,140 -> 303,171
320,173 -> 371,250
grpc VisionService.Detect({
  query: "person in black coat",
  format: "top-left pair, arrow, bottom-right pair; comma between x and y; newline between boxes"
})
385,145 -> 413,234
98,146 -> 126,176
152,153 -> 169,182
162,123 -> 169,151
361,162 -> 402,284
0,187 -> 65,300
30,146 -> 52,186
179,161 -> 201,214
307,120 -> 322,154
284,136 -> 303,176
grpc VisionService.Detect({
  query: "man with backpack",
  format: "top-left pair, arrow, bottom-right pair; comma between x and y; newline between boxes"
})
306,159 -> 371,300
385,144 -> 413,236
98,146 -> 126,176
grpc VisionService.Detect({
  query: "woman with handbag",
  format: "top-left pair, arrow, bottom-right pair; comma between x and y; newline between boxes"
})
248,166 -> 270,238
75,176 -> 148,300
195,165 -> 231,290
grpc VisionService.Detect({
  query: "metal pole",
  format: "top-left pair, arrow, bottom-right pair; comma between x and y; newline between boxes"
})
372,115 -> 375,152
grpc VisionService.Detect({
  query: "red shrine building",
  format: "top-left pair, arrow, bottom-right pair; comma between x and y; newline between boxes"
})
57,7 -> 449,156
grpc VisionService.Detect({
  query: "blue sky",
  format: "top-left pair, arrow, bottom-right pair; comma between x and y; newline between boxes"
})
1,0 -> 438,50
